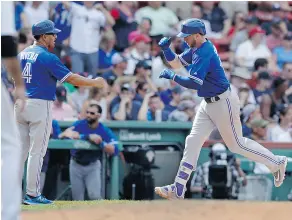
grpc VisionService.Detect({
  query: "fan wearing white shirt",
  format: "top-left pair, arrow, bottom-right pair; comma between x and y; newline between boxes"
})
62,2 -> 115,77
235,26 -> 277,71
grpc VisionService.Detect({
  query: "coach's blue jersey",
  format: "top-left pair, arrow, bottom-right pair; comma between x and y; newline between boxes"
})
18,45 -> 71,100
178,40 -> 230,98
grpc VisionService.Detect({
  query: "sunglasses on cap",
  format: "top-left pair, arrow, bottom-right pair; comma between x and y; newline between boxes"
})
44,33 -> 56,36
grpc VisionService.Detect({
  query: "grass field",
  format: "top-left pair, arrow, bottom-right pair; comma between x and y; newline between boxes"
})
21,200 -> 135,211
22,200 -> 291,220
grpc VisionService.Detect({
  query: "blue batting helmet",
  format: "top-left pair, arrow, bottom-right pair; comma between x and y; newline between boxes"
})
177,18 -> 206,38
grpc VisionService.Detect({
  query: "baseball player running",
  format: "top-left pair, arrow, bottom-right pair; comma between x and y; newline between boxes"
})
1,2 -> 26,219
154,19 -> 288,200
16,19 -> 107,205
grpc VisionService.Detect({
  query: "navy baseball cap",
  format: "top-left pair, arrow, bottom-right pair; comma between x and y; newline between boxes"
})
32,20 -> 61,36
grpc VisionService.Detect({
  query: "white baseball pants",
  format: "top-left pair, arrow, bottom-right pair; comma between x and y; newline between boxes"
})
183,87 -> 285,173
15,98 -> 53,197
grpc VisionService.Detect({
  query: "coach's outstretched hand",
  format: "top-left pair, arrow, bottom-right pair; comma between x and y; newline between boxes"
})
94,77 -> 108,89
159,69 -> 175,80
158,37 -> 171,51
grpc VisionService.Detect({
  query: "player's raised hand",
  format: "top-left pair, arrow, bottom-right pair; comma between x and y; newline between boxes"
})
158,37 -> 171,51
159,69 -> 175,80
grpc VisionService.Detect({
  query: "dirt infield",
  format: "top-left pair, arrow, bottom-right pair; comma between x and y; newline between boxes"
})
22,200 -> 290,220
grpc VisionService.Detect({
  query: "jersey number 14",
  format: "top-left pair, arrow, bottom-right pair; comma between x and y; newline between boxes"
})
22,63 -> 32,83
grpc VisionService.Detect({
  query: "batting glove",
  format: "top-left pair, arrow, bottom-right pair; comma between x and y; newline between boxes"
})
158,37 -> 171,51
159,69 -> 176,80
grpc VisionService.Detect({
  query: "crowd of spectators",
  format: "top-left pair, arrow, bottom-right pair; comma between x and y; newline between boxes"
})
4,1 -> 292,143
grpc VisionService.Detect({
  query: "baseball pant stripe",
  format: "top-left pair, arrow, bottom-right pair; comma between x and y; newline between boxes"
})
226,98 -> 283,165
36,101 -> 50,195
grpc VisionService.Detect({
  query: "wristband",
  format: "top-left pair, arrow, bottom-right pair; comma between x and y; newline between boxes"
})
80,134 -> 89,140
100,141 -> 105,149
172,73 -> 177,81
163,48 -> 176,62
114,145 -> 119,156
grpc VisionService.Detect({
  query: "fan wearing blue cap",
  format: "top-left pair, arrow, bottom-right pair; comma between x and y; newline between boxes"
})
17,19 -> 108,205
154,18 -> 288,200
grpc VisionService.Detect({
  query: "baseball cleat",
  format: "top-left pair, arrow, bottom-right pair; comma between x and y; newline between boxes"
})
154,184 -> 184,200
273,156 -> 288,187
23,194 -> 53,205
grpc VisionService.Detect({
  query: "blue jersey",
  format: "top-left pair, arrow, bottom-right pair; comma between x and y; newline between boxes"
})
52,3 -> 71,44
70,120 -> 119,163
18,45 -> 71,100
178,40 -> 230,97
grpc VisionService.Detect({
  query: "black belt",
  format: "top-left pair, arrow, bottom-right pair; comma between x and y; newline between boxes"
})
204,96 -> 220,103
204,87 -> 230,104
72,157 -> 97,166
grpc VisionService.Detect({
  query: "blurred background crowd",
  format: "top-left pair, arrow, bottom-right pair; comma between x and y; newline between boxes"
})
3,1 -> 292,143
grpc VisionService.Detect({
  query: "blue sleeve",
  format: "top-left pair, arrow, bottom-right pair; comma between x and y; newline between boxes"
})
178,48 -> 192,66
46,54 -> 72,83
52,120 -> 61,138
173,75 -> 201,90
102,125 -> 119,156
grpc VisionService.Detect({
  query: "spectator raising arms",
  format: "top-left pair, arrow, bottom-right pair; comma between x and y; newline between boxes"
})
111,2 -> 138,51
62,1 -> 115,78
135,2 -> 179,37
24,2 -> 49,26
